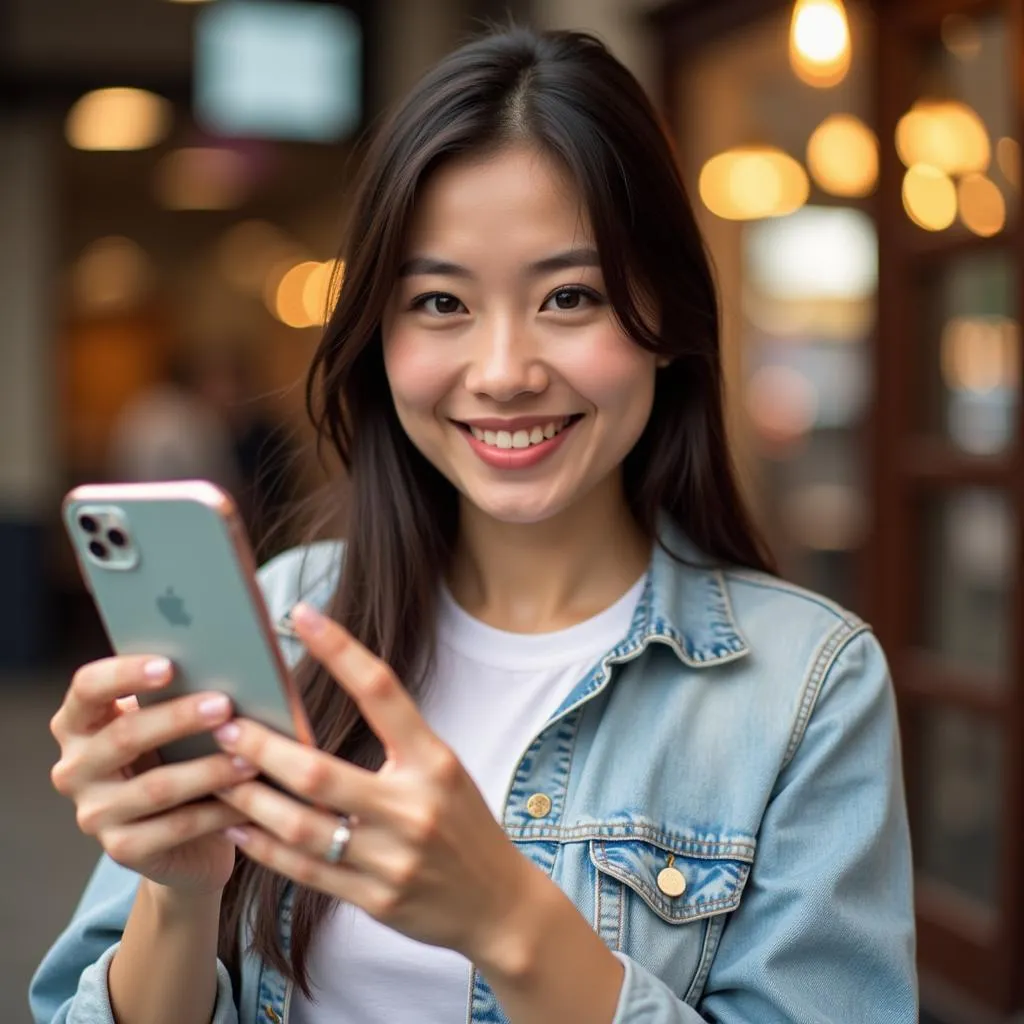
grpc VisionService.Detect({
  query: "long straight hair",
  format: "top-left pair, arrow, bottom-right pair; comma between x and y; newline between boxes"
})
219,26 -> 774,993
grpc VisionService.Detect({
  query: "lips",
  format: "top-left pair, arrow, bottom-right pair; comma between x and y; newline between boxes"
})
456,414 -> 583,469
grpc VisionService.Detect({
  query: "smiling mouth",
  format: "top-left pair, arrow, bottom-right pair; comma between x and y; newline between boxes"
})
455,414 -> 583,451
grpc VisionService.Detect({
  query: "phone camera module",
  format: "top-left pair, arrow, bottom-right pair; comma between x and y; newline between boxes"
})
106,528 -> 128,548
79,514 -> 99,534
88,540 -> 109,560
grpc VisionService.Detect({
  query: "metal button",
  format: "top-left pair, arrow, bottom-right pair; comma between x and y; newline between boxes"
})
525,793 -> 552,818
657,855 -> 686,898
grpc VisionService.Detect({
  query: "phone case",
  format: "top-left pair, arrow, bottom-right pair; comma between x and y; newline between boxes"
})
62,480 -> 314,763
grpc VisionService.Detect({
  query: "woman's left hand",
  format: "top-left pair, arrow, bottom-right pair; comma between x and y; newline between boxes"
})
214,601 -> 537,962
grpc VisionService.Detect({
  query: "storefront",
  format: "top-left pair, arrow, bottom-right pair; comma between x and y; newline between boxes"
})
651,1 -> 1023,1018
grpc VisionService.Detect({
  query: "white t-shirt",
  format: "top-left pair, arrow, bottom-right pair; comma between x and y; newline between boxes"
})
291,575 -> 645,1024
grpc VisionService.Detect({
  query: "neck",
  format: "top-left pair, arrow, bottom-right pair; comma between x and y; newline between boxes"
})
447,474 -> 652,633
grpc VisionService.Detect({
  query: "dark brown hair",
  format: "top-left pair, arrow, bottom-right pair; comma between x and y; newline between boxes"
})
219,25 -> 774,993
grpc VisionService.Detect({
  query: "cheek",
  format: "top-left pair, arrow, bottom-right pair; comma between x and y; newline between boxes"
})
382,330 -> 455,416
561,329 -> 657,415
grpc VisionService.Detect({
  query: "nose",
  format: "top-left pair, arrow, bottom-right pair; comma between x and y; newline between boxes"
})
463,316 -> 548,400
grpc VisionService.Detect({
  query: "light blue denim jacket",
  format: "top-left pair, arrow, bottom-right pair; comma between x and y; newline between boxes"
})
31,522 -> 917,1023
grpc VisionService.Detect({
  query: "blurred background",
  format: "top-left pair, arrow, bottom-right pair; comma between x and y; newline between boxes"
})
0,0 -> 1020,1021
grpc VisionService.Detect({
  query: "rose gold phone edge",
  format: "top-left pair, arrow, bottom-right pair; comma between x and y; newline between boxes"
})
63,479 -> 316,750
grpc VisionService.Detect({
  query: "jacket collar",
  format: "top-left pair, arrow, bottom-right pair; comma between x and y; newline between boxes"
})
628,514 -> 750,669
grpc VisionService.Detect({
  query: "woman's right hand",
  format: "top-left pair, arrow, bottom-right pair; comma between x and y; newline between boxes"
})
49,654 -> 257,896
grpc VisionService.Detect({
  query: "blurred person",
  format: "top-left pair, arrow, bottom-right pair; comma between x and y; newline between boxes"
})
107,350 -> 241,493
32,27 -> 916,1024
191,347 -> 301,558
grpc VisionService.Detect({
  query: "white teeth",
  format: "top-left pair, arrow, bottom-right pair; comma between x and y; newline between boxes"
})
468,416 -> 576,451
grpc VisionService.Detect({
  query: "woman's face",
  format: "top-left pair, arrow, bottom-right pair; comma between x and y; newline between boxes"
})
382,145 -> 658,526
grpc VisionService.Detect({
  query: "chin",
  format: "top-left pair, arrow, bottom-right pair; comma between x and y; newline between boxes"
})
462,487 -> 573,527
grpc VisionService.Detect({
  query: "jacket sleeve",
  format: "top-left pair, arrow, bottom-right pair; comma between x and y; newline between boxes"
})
28,854 -> 239,1024
609,629 -> 918,1024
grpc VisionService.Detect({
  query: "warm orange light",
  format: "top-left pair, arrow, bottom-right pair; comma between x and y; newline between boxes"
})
66,88 -> 172,151
302,260 -> 345,325
896,100 -> 990,175
699,147 -> 809,221
902,164 -> 957,231
806,114 -> 878,197
996,137 -> 1019,190
958,174 -> 1005,237
789,0 -> 851,88
941,317 -> 1020,394
941,14 -> 982,60
268,261 -> 322,328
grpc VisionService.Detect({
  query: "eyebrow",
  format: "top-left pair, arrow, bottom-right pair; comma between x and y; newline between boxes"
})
397,247 -> 601,279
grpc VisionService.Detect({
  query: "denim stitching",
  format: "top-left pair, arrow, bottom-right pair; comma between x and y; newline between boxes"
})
505,824 -> 756,858
782,623 -> 869,770
590,841 -> 750,924
684,912 -> 726,1005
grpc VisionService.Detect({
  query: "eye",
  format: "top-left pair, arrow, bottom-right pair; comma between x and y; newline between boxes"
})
413,292 -> 466,316
541,286 -> 602,312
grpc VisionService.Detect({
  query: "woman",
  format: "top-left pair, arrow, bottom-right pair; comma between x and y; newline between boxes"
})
31,27 -> 916,1024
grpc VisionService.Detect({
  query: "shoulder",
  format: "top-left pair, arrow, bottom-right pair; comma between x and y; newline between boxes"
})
722,564 -> 870,664
716,566 -> 890,759
257,539 -> 346,624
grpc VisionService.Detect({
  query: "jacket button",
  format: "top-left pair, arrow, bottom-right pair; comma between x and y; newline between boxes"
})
657,857 -> 686,898
526,793 -> 552,818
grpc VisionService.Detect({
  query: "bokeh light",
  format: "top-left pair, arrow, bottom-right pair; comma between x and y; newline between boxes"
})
699,147 -> 809,221
789,0 -> 851,88
153,148 -> 250,210
896,100 -> 990,175
806,114 -> 878,197
942,317 -> 1020,394
902,164 -> 957,231
65,88 -> 172,151
70,237 -> 152,314
957,174 -> 1006,237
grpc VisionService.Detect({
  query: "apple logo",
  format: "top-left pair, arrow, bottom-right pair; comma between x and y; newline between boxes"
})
156,587 -> 192,627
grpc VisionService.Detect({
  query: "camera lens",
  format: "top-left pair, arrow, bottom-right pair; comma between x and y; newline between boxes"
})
79,514 -> 99,534
107,528 -> 127,548
88,540 -> 108,560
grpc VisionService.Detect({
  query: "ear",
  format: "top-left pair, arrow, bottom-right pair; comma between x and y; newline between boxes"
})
655,355 -> 672,369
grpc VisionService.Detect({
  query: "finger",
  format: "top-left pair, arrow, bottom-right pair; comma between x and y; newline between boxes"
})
103,800 -> 248,866
291,603 -> 432,761
225,825 -> 389,913
53,656 -> 172,739
75,754 -> 258,835
87,691 -> 235,778
212,718 -> 375,815
217,780 -> 353,862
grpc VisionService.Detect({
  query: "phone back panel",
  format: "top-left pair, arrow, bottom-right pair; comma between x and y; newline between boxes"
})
63,481 -> 311,763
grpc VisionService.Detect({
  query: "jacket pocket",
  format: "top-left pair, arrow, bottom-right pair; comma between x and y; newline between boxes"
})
589,833 -> 754,1004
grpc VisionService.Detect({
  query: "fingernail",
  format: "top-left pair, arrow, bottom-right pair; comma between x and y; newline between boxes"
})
292,602 -> 326,634
198,695 -> 231,720
224,826 -> 250,846
143,657 -> 171,682
215,722 -> 241,745
231,755 -> 254,773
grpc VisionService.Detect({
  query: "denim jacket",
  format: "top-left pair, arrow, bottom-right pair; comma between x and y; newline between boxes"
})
31,522 -> 917,1023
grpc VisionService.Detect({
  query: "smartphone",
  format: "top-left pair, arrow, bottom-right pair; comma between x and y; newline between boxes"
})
62,480 -> 314,764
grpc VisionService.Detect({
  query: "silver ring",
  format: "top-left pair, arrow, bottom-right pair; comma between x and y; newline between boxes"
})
324,815 -> 352,864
